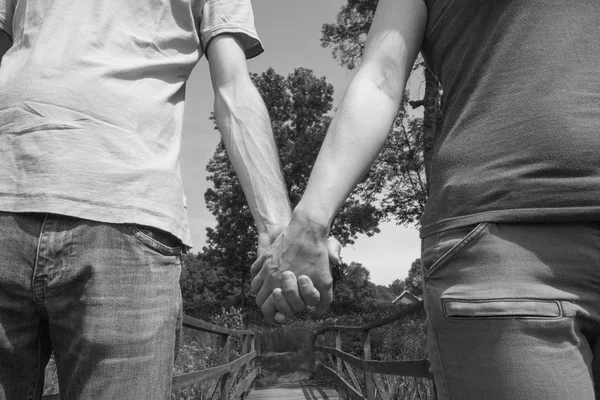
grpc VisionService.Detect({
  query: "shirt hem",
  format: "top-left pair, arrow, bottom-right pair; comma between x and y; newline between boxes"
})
0,193 -> 193,248
420,207 -> 600,238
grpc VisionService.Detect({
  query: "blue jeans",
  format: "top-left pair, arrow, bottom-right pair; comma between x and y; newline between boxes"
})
422,222 -> 600,400
0,212 -> 183,400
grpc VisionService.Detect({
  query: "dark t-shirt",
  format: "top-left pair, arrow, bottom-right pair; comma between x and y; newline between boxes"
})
419,0 -> 600,238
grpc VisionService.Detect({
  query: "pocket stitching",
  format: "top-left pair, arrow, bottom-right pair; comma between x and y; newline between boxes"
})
442,298 -> 564,320
127,224 -> 181,256
424,222 -> 489,281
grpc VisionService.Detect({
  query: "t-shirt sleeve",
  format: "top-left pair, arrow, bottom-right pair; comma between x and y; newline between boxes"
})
198,0 -> 264,59
0,0 -> 14,39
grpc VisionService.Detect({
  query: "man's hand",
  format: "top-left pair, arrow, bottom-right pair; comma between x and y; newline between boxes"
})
251,214 -> 342,324
264,236 -> 341,324
250,213 -> 333,320
255,231 -> 341,325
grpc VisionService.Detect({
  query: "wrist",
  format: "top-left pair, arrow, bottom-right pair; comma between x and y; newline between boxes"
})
291,204 -> 331,238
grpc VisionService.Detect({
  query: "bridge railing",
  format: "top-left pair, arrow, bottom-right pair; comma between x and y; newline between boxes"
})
42,314 -> 260,400
312,301 -> 436,400
172,314 -> 260,400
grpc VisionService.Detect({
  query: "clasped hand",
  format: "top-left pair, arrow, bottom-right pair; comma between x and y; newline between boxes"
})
251,215 -> 341,324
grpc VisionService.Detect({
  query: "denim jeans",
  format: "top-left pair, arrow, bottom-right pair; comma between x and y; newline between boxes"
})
421,222 -> 600,400
0,212 -> 183,400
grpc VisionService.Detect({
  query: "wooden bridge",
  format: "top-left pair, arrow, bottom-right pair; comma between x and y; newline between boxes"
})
42,301 -> 435,400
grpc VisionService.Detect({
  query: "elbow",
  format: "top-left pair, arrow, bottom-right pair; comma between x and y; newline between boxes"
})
358,64 -> 406,104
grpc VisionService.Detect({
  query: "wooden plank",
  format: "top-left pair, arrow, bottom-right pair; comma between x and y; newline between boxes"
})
315,346 -> 432,378
343,361 -> 363,396
183,315 -> 254,336
171,351 -> 257,391
363,331 -> 374,400
245,382 -> 339,400
336,330 -> 342,375
232,369 -> 258,399
220,334 -> 231,400
319,363 -> 365,400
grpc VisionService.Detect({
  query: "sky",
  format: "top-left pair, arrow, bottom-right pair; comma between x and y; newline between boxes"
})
179,0 -> 422,286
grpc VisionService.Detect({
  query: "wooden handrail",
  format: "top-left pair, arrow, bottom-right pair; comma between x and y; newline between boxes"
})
183,314 -> 255,336
171,350 -> 259,390
314,346 -> 431,378
313,301 -> 424,336
174,314 -> 260,400
312,300 -> 437,400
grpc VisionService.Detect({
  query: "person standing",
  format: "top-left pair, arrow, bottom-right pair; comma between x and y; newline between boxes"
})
0,0 -> 321,398
252,1 -> 600,399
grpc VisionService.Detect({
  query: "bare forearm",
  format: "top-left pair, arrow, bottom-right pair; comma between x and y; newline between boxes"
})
214,80 -> 292,238
293,72 -> 403,229
293,0 -> 426,230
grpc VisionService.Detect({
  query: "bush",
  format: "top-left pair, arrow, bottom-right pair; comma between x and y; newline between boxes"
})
255,320 -> 318,354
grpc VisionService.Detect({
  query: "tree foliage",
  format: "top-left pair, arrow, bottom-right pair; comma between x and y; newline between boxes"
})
321,0 -> 378,71
332,261 -> 378,313
404,258 -> 423,298
388,278 -> 406,297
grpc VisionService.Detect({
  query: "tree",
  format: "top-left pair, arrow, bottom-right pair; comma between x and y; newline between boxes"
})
388,278 -> 406,296
204,67 -> 388,307
179,252 -> 236,319
321,0 -> 442,196
332,261 -> 378,313
404,258 -> 423,298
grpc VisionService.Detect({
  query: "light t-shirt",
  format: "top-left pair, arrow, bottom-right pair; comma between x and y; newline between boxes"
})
0,0 -> 263,247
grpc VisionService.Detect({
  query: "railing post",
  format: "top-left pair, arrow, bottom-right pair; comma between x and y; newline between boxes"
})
220,334 -> 231,400
237,334 -> 250,400
336,330 -> 342,374
362,330 -> 375,400
335,330 -> 346,398
253,335 -> 261,382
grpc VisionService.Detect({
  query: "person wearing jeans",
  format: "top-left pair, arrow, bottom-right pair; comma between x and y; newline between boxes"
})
0,214 -> 183,399
253,0 -> 600,398
0,0 -> 330,398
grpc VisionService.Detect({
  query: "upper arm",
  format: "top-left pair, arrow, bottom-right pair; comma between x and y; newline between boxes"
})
359,0 -> 428,102
0,29 -> 11,63
207,34 -> 253,94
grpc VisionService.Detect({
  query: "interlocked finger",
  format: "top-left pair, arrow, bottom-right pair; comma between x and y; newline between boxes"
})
261,294 -> 278,325
281,271 -> 307,312
297,275 -> 320,307
273,288 -> 295,317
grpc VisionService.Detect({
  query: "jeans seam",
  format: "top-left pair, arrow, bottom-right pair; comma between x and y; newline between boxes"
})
587,322 -> 600,342
425,285 -> 452,400
31,329 -> 43,400
31,214 -> 49,313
